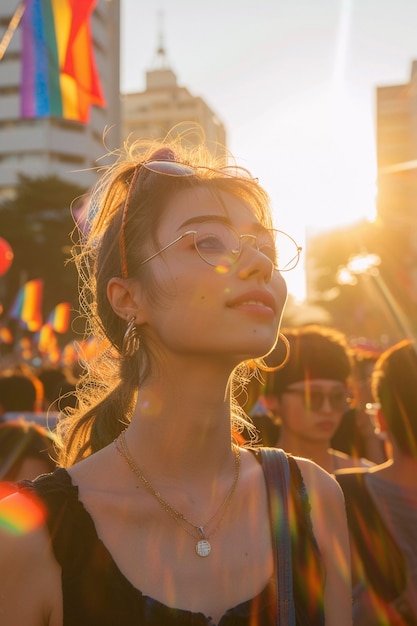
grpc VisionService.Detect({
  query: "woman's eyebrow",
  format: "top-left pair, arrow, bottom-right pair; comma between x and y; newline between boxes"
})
178,214 -> 231,229
178,214 -> 266,233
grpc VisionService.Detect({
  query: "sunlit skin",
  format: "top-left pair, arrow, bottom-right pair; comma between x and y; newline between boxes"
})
0,188 -> 352,625
266,379 -> 373,474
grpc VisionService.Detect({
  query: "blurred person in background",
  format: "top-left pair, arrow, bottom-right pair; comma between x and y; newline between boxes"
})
0,372 -> 39,419
36,365 -> 70,411
0,420 -> 56,485
262,325 -> 374,474
331,341 -> 387,464
336,339 -> 417,625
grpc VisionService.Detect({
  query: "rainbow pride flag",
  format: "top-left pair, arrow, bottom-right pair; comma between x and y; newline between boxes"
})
8,279 -> 43,332
47,301 -> 71,333
0,327 -> 13,345
20,0 -> 106,123
36,324 -> 61,363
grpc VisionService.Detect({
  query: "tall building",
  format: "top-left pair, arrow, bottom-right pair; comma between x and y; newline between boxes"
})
122,30 -> 226,155
376,61 -> 417,225
301,61 -> 417,341
0,0 -> 121,200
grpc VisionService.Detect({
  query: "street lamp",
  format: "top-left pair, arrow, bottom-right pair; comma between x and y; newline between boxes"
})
336,252 -> 381,285
337,252 -> 415,342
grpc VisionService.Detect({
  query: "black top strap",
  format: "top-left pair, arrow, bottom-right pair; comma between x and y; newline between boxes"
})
260,447 -> 295,625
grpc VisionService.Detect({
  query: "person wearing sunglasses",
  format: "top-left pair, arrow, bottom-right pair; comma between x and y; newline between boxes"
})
0,137 -> 351,625
262,325 -> 375,474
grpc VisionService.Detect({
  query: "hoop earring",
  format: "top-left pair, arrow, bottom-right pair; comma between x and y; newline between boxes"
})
254,332 -> 290,373
122,316 -> 140,357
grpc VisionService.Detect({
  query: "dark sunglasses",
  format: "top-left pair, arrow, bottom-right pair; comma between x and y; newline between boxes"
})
283,387 -> 349,412
119,160 -> 301,278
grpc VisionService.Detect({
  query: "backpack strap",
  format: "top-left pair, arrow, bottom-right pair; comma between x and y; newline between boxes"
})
260,447 -> 296,626
336,471 -> 406,601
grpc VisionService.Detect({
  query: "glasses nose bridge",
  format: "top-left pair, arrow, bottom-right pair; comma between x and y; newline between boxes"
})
237,232 -> 261,255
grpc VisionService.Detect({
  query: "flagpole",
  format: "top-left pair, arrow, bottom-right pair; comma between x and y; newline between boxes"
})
0,2 -> 25,61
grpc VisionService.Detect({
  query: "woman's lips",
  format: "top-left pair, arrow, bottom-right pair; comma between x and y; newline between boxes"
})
227,290 -> 277,314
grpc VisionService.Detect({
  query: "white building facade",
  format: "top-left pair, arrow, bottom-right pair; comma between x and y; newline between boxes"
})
0,0 -> 121,199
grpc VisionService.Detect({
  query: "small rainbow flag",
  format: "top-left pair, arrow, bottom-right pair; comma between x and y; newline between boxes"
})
20,0 -> 106,123
36,324 -> 61,363
47,301 -> 71,333
0,327 -> 13,344
8,279 -> 43,332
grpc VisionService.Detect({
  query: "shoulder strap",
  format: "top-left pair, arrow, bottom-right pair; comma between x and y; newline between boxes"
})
260,447 -> 296,626
336,471 -> 406,601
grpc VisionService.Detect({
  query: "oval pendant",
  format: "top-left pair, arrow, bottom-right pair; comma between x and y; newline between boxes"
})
196,539 -> 211,557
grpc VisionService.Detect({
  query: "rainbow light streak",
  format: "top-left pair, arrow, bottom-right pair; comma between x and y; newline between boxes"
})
0,490 -> 46,535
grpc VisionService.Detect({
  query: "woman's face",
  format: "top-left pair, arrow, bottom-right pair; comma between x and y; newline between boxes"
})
138,186 -> 288,367
277,379 -> 349,443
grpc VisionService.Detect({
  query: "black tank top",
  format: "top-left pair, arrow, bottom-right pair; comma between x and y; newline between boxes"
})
20,456 -> 324,625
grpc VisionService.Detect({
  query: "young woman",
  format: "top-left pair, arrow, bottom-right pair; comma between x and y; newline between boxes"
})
0,138 -> 351,625
262,325 -> 375,474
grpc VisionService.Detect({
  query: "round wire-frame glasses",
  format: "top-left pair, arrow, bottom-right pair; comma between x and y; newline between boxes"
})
139,222 -> 302,272
119,160 -> 301,277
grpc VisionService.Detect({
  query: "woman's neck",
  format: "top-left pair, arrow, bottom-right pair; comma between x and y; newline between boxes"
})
125,368 -> 236,476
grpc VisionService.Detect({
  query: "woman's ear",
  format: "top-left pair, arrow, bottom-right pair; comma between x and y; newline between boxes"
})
107,278 -> 147,323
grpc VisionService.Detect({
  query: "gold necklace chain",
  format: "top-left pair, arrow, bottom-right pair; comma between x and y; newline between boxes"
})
115,430 -> 241,557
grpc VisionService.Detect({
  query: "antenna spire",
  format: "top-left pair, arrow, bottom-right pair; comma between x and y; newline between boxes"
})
154,10 -> 168,69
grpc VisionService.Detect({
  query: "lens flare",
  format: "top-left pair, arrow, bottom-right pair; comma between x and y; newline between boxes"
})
0,488 -> 46,535
215,264 -> 231,275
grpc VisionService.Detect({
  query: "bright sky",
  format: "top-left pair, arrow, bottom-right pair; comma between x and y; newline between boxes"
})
121,0 -> 417,300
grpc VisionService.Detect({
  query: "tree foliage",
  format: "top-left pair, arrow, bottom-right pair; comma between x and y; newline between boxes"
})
0,174 -> 87,323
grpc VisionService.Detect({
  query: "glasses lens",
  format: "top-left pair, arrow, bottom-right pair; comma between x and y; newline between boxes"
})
288,389 -> 347,411
194,223 -> 239,267
308,391 -> 324,411
265,230 -> 301,272
308,390 -> 346,411
142,160 -> 195,176
329,390 -> 348,411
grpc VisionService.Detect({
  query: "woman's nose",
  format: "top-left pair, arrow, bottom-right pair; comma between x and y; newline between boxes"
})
321,395 -> 334,412
236,241 -> 275,282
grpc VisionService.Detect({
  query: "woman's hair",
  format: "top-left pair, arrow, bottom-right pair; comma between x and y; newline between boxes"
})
263,324 -> 353,397
0,420 -> 56,481
57,131 -> 274,466
371,339 -> 417,457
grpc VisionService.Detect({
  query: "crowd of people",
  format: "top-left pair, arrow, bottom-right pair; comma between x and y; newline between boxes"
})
0,136 -> 415,625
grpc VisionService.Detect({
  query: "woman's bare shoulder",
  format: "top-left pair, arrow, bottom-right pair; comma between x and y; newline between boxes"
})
291,456 -> 345,503
0,491 -> 62,626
